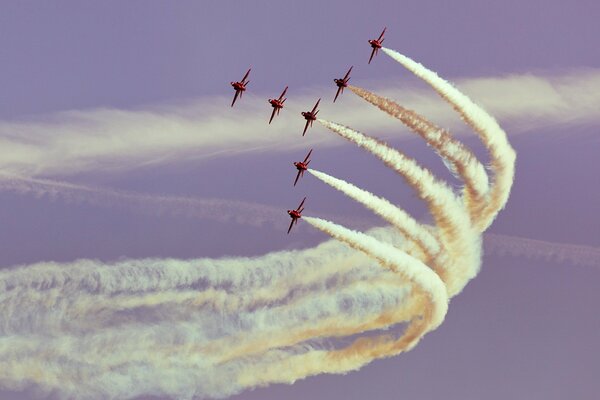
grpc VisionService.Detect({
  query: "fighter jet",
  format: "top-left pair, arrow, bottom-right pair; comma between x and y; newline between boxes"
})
368,27 -> 386,64
333,66 -> 353,102
292,149 -> 313,186
287,197 -> 306,234
268,86 -> 288,124
300,99 -> 320,136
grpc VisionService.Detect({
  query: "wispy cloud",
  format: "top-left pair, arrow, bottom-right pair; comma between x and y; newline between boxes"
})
0,69 -> 598,177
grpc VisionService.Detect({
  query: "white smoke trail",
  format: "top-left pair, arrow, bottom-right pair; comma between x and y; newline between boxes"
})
307,168 -> 443,264
233,217 -> 448,389
303,217 -> 448,328
0,231 -> 424,399
382,47 -> 516,231
0,46 -> 517,399
317,118 -> 481,296
347,85 -> 489,220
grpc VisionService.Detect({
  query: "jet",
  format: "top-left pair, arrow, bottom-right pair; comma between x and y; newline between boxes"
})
300,99 -> 320,136
287,197 -> 306,234
333,66 -> 353,103
293,149 -> 313,186
230,68 -> 251,107
268,86 -> 288,124
368,27 -> 386,64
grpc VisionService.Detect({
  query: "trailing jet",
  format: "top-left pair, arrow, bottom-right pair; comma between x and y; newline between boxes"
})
287,197 -> 306,234
333,66 -> 353,102
368,27 -> 386,64
268,86 -> 288,124
301,99 -> 320,136
230,68 -> 251,107
292,149 -> 313,186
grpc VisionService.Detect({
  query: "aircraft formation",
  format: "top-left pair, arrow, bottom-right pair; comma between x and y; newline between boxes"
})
228,28 -> 387,234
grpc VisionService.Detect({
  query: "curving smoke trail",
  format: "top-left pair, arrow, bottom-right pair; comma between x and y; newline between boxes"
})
307,168 -> 445,266
347,85 -> 489,221
0,173 -> 284,229
381,47 -> 516,232
0,48 -> 515,399
303,216 -> 448,328
244,216 -> 448,387
317,118 -> 481,296
0,232 -> 424,398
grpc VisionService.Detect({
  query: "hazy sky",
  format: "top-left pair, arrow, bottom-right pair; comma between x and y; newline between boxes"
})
0,1 -> 599,399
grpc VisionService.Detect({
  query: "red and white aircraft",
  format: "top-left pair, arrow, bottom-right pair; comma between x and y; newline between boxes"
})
333,66 -> 353,103
230,68 -> 251,107
301,99 -> 320,136
287,197 -> 306,234
268,86 -> 288,124
293,149 -> 313,186
368,27 -> 386,64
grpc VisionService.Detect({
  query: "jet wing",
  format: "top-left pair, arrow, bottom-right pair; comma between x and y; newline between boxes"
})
287,219 -> 295,234
368,48 -> 377,64
297,197 -> 306,211
344,66 -> 353,80
269,107 -> 277,124
302,120 -> 310,136
231,90 -> 240,107
334,86 -> 343,102
303,149 -> 313,163
311,99 -> 321,114
279,86 -> 288,101
293,170 -> 302,186
378,27 -> 386,41
242,68 -> 251,83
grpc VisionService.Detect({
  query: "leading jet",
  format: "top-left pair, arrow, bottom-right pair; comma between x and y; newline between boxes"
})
368,28 -> 386,64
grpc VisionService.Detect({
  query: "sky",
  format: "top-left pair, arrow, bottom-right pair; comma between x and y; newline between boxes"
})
0,1 -> 599,399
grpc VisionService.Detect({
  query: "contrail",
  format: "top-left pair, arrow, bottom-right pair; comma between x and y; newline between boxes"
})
347,85 -> 489,220
2,174 -> 589,271
483,233 -> 600,268
382,47 -> 516,232
0,173 -> 374,231
307,168 -> 444,265
317,118 -> 481,296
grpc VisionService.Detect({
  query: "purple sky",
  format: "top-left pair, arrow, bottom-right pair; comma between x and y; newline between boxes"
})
1,1 -> 599,399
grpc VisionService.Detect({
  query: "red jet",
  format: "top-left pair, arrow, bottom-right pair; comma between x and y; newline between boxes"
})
268,86 -> 288,124
293,149 -> 313,186
333,66 -> 353,103
368,27 -> 386,64
301,99 -> 320,136
230,68 -> 251,107
287,197 -> 306,234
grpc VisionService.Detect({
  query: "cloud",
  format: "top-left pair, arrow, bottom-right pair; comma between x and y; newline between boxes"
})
0,69 -> 598,177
